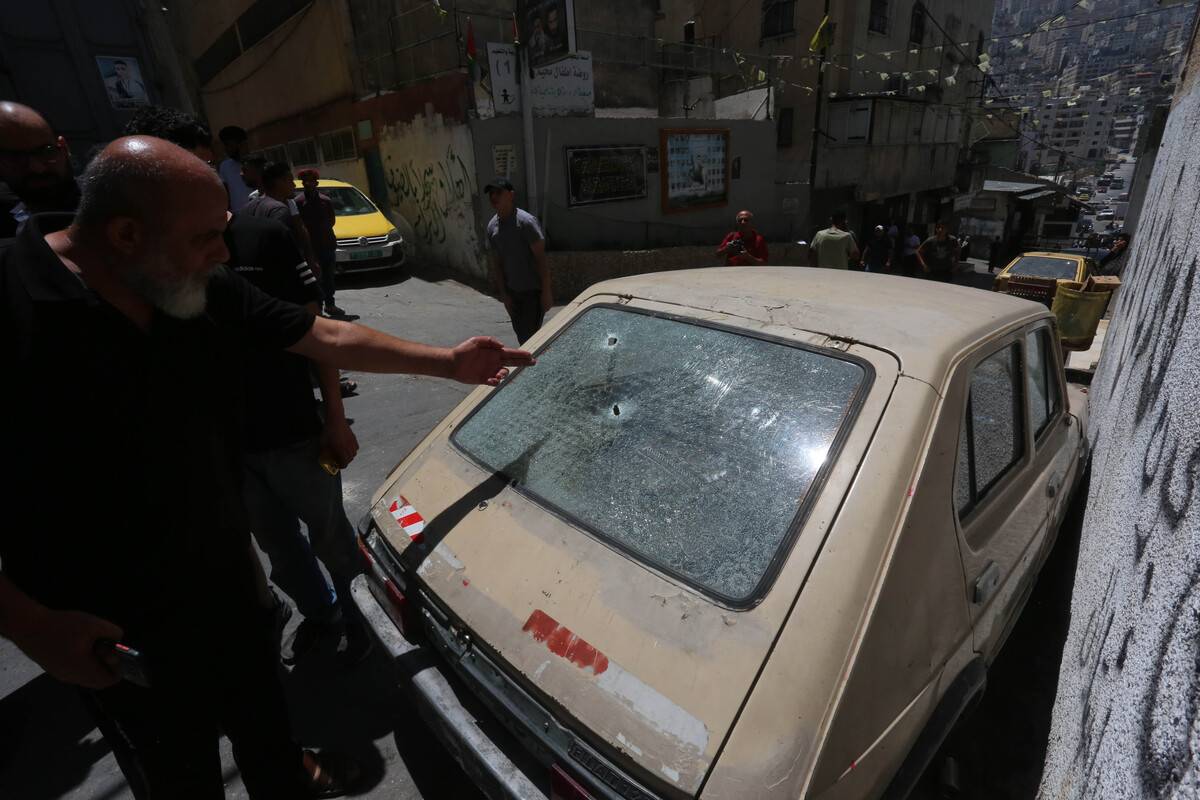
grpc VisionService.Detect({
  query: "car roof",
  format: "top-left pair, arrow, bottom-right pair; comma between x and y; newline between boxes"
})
291,178 -> 355,188
582,267 -> 1048,386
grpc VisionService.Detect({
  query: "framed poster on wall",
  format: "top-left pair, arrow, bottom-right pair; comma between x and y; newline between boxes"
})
564,145 -> 647,206
660,128 -> 730,214
518,0 -> 577,69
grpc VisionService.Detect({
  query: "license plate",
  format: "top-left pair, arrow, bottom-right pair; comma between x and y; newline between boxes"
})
350,249 -> 384,261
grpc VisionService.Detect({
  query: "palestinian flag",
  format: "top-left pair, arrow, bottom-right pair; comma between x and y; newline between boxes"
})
466,16 -> 477,72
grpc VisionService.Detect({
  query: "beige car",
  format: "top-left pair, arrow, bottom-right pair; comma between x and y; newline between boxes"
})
352,268 -> 1089,800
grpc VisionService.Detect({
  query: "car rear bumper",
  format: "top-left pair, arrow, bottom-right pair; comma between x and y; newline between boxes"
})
350,575 -> 549,800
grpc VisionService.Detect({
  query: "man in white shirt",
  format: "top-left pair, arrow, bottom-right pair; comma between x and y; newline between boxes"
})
218,125 -> 253,212
808,210 -> 860,269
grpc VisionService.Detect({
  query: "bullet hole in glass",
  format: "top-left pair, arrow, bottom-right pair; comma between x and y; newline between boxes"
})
608,336 -> 618,346
612,404 -> 621,416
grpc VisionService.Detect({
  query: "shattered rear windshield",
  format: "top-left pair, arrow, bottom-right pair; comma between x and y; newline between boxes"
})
1008,256 -> 1078,280
452,306 -> 868,603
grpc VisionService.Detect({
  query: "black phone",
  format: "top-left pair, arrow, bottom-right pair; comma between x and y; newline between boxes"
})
94,639 -> 151,688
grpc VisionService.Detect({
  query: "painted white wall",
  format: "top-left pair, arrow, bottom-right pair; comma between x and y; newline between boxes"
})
1039,69 -> 1200,798
377,112 -> 487,282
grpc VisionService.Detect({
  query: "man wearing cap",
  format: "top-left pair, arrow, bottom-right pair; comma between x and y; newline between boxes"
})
716,210 -> 768,266
295,168 -> 342,317
484,177 -> 551,344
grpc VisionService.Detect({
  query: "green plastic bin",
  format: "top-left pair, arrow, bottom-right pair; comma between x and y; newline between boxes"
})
1052,282 -> 1111,350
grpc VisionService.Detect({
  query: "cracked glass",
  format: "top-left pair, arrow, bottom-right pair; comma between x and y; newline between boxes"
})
453,306 -> 867,601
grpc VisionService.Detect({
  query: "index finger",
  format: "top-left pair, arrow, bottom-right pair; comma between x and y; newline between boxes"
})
500,347 -> 536,366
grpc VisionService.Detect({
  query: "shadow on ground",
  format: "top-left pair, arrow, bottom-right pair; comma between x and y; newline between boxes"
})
286,647 -> 484,799
0,673 -> 116,799
335,256 -> 490,295
912,475 -> 1088,798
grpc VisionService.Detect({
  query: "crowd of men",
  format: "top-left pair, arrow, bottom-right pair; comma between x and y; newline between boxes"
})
0,100 -> 535,798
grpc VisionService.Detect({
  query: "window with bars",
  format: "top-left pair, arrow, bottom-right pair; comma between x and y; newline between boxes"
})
761,0 -> 795,38
909,3 -> 925,45
319,128 -> 357,162
869,0 -> 889,34
287,138 -> 319,167
262,145 -> 287,167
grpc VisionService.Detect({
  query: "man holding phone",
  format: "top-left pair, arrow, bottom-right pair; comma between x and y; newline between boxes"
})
0,136 -> 533,798
716,209 -> 769,266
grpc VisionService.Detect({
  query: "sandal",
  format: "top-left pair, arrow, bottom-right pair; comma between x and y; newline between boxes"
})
303,749 -> 362,798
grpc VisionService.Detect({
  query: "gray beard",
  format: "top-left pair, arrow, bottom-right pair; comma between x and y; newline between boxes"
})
120,261 -> 214,320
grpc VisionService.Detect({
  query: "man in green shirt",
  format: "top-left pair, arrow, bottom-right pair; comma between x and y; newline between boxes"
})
809,210 -> 860,269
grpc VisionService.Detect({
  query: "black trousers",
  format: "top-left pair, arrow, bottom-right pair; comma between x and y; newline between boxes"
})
81,599 -> 307,799
508,290 -> 545,345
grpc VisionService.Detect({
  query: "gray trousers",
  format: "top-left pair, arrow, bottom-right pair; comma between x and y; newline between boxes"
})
242,436 -> 361,621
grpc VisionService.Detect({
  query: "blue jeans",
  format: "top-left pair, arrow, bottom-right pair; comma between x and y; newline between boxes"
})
242,436 -> 361,621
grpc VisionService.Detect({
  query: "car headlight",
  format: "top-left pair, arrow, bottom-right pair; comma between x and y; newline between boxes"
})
386,228 -> 403,243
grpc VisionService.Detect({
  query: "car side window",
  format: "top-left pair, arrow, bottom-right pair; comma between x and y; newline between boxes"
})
1025,328 -> 1061,440
955,343 -> 1026,517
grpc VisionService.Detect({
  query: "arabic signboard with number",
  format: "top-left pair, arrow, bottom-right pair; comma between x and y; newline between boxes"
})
485,44 -> 594,117
660,129 -> 730,214
564,146 -> 648,207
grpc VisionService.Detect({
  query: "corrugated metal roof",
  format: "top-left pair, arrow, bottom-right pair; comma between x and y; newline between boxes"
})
1017,188 -> 1058,200
982,180 -> 1048,193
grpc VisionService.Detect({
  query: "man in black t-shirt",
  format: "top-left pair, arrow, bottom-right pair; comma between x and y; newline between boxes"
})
917,220 -> 960,283
0,101 -> 80,239
0,137 -> 533,798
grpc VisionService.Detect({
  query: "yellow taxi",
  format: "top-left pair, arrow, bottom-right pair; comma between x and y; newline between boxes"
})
293,178 -> 406,273
993,251 -> 1091,293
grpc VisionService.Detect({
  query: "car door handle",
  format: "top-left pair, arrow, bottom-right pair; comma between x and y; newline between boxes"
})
974,561 -> 1001,605
1047,475 -> 1064,498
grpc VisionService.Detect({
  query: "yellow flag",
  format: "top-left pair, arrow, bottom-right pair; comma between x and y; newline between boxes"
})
809,15 -> 834,52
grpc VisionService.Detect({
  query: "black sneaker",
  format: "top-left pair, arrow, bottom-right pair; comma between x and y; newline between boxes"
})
336,617 -> 376,669
282,615 -> 343,666
323,303 -> 346,318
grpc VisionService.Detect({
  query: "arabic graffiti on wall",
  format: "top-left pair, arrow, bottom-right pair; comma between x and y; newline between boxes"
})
378,115 -> 486,280
1038,78 -> 1200,799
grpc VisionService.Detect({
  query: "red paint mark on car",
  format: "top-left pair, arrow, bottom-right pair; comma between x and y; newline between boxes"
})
522,609 -> 609,675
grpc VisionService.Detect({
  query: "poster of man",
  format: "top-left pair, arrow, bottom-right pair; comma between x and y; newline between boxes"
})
661,129 -> 729,213
522,0 -> 576,69
96,56 -> 149,109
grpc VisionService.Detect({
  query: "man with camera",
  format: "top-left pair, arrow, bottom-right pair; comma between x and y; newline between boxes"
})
716,210 -> 769,266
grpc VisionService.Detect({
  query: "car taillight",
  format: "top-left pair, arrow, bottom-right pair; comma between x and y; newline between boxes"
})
358,535 -> 414,638
550,765 -> 595,800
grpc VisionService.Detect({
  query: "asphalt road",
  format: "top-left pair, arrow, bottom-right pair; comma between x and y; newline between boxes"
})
0,258 -> 1082,799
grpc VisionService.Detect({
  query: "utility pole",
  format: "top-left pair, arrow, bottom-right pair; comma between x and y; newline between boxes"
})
519,45 -> 539,219
808,0 -> 832,192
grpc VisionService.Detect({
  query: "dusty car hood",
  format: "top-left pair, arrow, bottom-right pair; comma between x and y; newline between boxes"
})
368,298 -> 901,796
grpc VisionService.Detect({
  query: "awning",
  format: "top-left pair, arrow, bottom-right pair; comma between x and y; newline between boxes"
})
982,180 -> 1046,193
1017,188 -> 1058,200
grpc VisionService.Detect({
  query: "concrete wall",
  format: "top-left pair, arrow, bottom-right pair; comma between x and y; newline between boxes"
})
548,242 -> 810,301
469,115 -> 785,251
378,110 -> 486,283
1038,34 -> 1200,799
182,0 -> 356,134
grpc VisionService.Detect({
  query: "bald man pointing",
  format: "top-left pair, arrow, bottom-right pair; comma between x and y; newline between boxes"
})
0,136 -> 534,798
